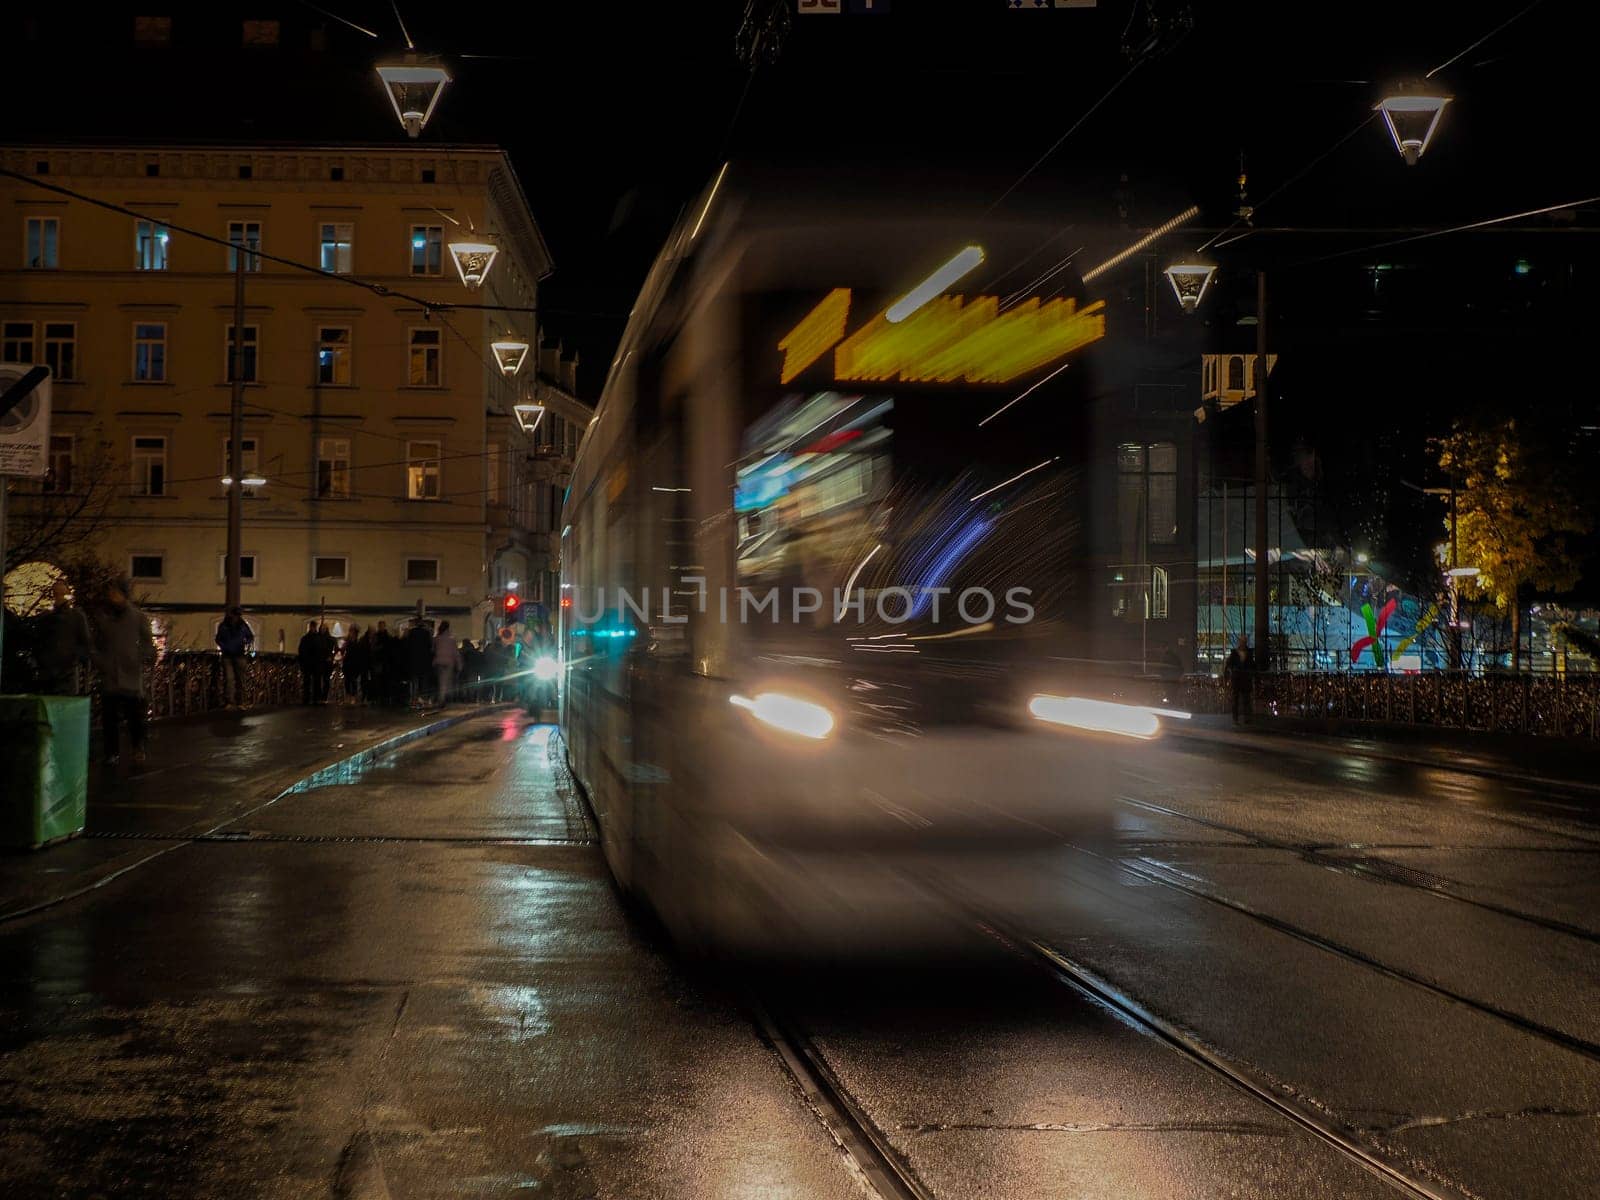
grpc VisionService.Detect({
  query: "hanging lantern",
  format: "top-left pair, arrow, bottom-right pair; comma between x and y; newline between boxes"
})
491,338 -> 530,375
1163,261 -> 1216,313
448,236 -> 499,290
513,402 -> 545,434
1376,85 -> 1450,165
376,60 -> 450,139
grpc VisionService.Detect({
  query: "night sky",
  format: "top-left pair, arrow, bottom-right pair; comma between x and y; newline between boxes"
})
12,1 -> 1590,390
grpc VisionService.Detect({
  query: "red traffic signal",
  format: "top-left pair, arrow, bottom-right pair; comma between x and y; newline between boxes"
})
503,594 -> 519,612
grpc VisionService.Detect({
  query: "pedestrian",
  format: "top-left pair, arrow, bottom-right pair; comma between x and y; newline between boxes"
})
32,578 -> 93,695
405,618 -> 434,706
91,576 -> 156,766
359,625 -> 382,703
484,628 -> 513,702
214,606 -> 254,709
433,620 -> 463,705
1223,635 -> 1253,725
297,620 -> 320,705
460,638 -> 484,701
314,623 -> 337,703
341,624 -> 367,705
381,622 -> 407,706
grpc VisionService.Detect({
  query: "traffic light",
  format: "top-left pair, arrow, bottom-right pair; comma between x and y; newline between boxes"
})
502,593 -> 522,624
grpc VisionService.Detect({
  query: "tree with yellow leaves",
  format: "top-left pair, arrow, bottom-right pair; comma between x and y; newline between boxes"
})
1435,419 -> 1590,671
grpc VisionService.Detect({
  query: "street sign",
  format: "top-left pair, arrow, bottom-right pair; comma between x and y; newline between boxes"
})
797,0 -> 841,12
0,363 -> 51,477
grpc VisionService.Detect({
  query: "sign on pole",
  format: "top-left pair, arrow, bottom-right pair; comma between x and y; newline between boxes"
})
0,364 -> 51,478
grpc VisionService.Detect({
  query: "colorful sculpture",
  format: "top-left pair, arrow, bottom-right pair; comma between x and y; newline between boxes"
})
1350,597 -> 1398,667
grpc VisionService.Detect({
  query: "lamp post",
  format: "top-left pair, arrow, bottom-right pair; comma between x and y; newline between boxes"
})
225,252 -> 246,611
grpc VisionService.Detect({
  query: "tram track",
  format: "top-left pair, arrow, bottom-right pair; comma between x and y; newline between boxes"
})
1117,794 -> 1600,945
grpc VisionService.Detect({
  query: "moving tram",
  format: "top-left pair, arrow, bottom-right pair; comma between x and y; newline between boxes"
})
560,169 -> 1164,954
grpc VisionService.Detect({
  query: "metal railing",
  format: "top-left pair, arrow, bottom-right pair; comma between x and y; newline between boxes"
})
1181,671 -> 1600,739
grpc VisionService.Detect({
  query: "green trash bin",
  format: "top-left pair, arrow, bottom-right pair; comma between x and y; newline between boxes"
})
1,695 -> 90,850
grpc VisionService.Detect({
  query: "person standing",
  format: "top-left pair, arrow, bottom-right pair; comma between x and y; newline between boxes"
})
91,577 -> 156,766
432,620 -> 463,706
214,607 -> 254,709
296,620 -> 320,705
1223,635 -> 1253,725
405,619 -> 434,706
313,623 -> 337,704
341,624 -> 366,705
33,579 -> 93,695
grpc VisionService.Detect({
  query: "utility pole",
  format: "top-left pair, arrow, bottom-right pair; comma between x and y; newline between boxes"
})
1253,269 -> 1270,669
225,251 -> 246,610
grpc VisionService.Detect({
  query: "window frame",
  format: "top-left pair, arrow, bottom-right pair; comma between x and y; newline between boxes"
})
43,321 -> 76,380
25,216 -> 60,269
316,436 -> 352,499
130,434 -> 168,496
1,320 -> 33,364
45,433 -> 74,494
132,322 -> 168,382
406,325 -> 442,386
316,325 -> 352,385
319,221 -> 354,274
128,552 -> 166,583
311,554 -> 350,585
226,220 -> 262,272
224,323 -> 259,383
409,224 -> 443,276
216,552 -> 259,584
403,556 -> 441,586
405,439 -> 442,501
134,219 -> 169,270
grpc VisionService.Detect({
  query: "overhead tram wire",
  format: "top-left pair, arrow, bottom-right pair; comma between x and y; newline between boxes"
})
296,0 -> 379,38
1426,0 -> 1547,78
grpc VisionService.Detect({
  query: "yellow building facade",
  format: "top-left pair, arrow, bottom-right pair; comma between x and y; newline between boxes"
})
1,142 -> 588,649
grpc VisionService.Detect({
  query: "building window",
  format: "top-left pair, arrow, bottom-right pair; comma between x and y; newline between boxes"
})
45,434 -> 73,493
132,436 -> 167,496
1226,355 -> 1244,391
224,324 -> 258,382
226,220 -> 261,272
145,162 -> 160,178
135,220 -> 168,270
312,555 -> 349,583
317,437 -> 351,498
241,18 -> 279,45
2,321 -> 33,363
329,165 -> 344,181
409,225 -> 442,275
317,326 -> 351,384
1150,565 -> 1170,620
406,440 -> 441,500
217,553 -> 258,582
133,15 -> 172,45
133,322 -> 167,382
404,557 -> 440,584
222,436 -> 261,495
407,327 -> 441,385
43,322 -> 76,380
26,217 -> 59,269
1116,441 -> 1179,551
129,553 -> 165,582
319,222 -> 353,273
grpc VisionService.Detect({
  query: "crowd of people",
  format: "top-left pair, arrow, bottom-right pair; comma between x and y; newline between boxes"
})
293,616 -> 555,710
21,577 -> 559,766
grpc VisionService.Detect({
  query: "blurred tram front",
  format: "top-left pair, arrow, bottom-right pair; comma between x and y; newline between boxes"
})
561,170 -> 1175,956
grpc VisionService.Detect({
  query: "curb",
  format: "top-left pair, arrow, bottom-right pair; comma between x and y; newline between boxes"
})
1167,721 -> 1600,795
0,708 -> 488,926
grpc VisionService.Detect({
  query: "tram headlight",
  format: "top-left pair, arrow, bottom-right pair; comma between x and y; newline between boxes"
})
1028,694 -> 1160,740
533,655 -> 560,681
730,692 -> 836,740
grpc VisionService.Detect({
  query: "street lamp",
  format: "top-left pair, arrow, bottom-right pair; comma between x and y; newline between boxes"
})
220,475 -> 267,488
1376,85 -> 1451,165
491,338 -> 530,376
1163,261 -> 1216,312
377,59 -> 450,138
513,402 -> 545,434
448,235 -> 499,291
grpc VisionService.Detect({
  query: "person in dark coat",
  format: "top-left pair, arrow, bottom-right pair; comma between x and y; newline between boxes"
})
34,579 -> 93,695
313,623 -> 337,703
404,619 -> 434,706
214,606 -> 254,708
92,577 -> 156,765
340,625 -> 367,705
297,620 -> 320,705
1223,636 -> 1253,724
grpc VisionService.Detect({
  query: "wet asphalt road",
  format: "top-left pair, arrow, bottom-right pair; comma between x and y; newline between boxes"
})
1,712 -> 1597,1199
